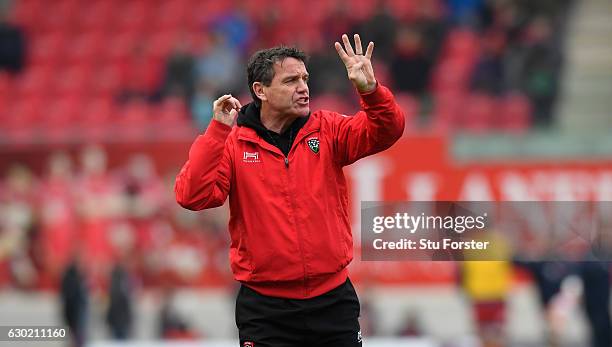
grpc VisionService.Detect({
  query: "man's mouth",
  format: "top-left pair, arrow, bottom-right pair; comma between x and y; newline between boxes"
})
297,96 -> 309,106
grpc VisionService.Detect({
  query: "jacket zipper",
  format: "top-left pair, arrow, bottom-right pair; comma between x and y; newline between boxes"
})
238,127 -> 319,294
283,128 -> 318,294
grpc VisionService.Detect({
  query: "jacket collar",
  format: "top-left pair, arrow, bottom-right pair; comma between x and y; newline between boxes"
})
236,103 -> 320,145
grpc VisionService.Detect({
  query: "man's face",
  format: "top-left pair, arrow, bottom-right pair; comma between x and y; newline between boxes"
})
262,57 -> 310,117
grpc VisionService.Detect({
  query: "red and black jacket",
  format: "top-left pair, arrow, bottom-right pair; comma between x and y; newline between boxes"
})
175,84 -> 404,299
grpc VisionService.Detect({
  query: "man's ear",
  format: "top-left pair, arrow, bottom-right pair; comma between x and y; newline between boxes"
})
252,82 -> 267,103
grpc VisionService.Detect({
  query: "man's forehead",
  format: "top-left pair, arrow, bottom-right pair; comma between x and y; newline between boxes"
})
273,57 -> 307,75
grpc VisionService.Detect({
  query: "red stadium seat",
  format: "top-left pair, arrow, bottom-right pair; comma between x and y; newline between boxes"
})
10,0 -> 44,30
499,93 -> 532,133
79,98 -> 115,141
461,93 -> 495,133
66,33 -> 105,66
106,33 -> 139,64
431,92 -> 464,133
153,1 -> 190,33
42,97 -> 82,141
240,0 -> 272,20
15,66 -> 52,99
387,0 -> 419,20
430,59 -> 472,96
51,67 -> 93,99
0,73 -> 11,110
77,0 -> 115,33
115,1 -> 153,35
349,0 -> 378,21
155,97 -> 194,138
91,65 -> 122,99
157,97 -> 188,123
1,97 -> 44,140
441,29 -> 480,63
146,32 -> 179,60
28,33 -> 66,68
80,98 -> 114,125
121,100 -> 150,124
118,56 -> 164,96
116,101 -> 151,139
38,0 -> 80,34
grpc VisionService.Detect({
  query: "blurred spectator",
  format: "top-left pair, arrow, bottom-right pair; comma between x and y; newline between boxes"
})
158,287 -> 199,340
471,30 -> 506,95
578,262 -> 611,347
307,44 -> 349,96
357,0 -> 397,61
39,152 -> 78,286
397,312 -> 423,337
60,258 -> 89,347
413,0 -> 448,61
515,261 -> 570,346
516,17 -> 561,126
160,37 -> 196,105
461,232 -> 512,347
191,79 -> 216,129
252,7 -> 283,48
75,145 -> 122,291
321,0 -> 356,45
515,0 -> 573,21
196,32 -> 242,95
106,262 -> 134,340
0,164 -> 38,288
390,26 -> 432,96
462,261 -> 511,347
121,154 -> 166,219
446,0 -> 486,28
207,4 -> 253,53
0,3 -> 25,74
578,226 -> 612,347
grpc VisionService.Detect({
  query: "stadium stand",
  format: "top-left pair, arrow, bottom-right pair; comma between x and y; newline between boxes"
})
0,0 -> 575,142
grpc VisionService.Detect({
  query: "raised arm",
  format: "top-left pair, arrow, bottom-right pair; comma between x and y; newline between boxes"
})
332,34 -> 405,166
174,95 -> 241,210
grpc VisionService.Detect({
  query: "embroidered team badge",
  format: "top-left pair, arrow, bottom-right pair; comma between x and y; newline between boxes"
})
307,137 -> 319,154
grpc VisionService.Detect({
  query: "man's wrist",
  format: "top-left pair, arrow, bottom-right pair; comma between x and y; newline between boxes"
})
212,114 -> 234,127
357,80 -> 378,95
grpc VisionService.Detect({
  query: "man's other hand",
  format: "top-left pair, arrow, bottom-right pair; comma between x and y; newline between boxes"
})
334,34 -> 377,94
212,94 -> 242,126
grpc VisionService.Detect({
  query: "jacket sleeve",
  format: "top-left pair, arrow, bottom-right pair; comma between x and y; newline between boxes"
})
175,119 -> 233,210
331,84 -> 405,166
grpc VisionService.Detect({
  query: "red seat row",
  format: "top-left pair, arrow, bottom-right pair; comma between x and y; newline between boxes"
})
432,92 -> 532,133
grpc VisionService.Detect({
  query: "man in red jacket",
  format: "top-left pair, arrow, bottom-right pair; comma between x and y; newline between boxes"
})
175,34 -> 404,346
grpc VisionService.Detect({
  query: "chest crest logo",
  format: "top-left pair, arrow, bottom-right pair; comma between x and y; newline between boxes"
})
243,151 -> 261,163
307,137 -> 319,154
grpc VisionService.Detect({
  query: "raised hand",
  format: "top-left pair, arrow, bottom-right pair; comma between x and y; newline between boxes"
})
334,34 -> 377,93
212,94 -> 242,127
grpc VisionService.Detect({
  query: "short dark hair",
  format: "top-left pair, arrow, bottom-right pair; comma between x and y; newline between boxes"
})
247,46 -> 308,107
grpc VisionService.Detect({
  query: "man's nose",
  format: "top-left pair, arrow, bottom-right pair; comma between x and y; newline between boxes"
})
297,79 -> 308,93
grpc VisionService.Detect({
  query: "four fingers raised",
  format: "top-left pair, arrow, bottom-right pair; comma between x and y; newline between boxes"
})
335,34 -> 374,61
